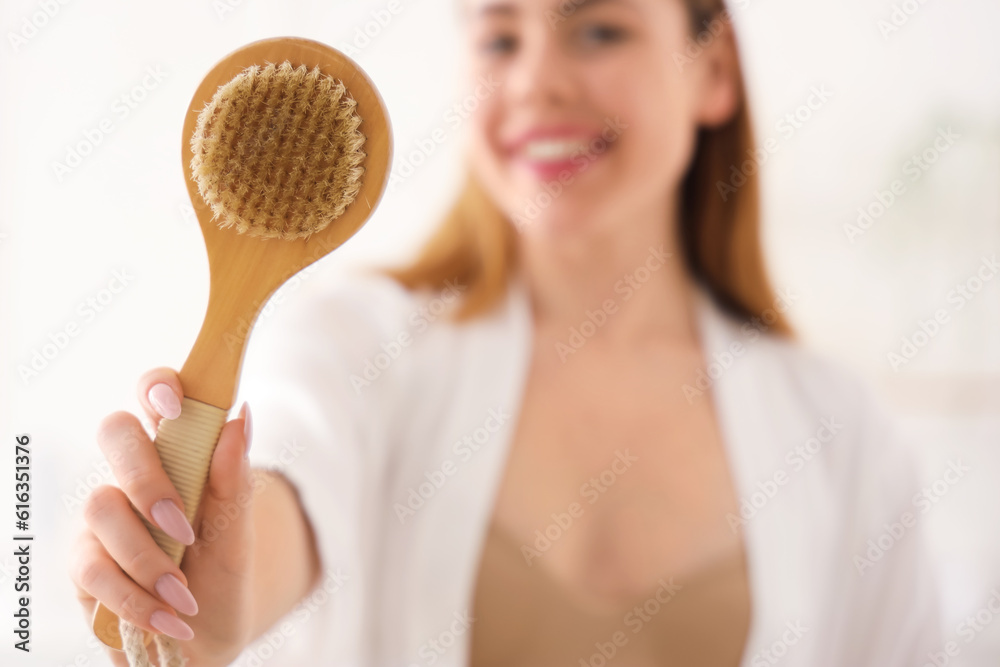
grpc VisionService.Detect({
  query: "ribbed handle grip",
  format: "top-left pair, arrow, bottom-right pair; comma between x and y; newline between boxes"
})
145,397 -> 228,563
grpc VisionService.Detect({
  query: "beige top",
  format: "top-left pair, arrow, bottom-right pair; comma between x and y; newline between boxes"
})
469,520 -> 751,666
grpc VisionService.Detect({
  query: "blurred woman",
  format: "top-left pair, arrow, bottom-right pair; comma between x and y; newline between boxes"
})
71,0 -> 942,665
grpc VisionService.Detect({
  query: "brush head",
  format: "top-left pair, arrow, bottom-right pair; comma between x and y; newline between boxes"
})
189,60 -> 366,240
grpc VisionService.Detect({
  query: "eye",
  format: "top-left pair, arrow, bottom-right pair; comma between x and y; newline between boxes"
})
578,23 -> 628,47
479,32 -> 517,55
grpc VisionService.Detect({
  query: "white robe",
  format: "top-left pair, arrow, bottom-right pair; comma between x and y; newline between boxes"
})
238,270 -> 943,667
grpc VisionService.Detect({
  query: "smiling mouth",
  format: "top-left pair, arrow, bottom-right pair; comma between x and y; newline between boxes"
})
521,138 -> 591,160
509,136 -> 611,180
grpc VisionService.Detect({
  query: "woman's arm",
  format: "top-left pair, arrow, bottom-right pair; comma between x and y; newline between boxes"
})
247,468 -> 321,641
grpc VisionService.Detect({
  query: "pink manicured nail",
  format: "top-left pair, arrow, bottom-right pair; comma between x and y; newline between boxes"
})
155,573 -> 199,616
148,383 -> 181,420
151,499 -> 195,546
242,402 -> 253,460
150,609 -> 195,640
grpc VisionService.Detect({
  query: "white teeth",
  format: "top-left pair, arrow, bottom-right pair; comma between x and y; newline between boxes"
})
522,139 -> 588,161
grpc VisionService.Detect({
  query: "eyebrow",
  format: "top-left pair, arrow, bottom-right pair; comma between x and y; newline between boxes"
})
476,0 -> 633,18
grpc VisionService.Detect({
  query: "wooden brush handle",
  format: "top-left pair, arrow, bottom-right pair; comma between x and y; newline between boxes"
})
92,397 -> 228,650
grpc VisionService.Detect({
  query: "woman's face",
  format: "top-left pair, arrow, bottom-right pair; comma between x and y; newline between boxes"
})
461,0 -> 736,236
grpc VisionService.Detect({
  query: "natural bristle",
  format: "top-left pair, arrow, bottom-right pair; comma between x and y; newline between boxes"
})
190,61 -> 367,240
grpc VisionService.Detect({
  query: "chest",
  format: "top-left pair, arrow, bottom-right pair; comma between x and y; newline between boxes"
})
466,344 -> 752,664
491,345 -> 745,593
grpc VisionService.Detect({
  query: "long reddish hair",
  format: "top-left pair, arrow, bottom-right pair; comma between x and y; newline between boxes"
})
383,0 -> 793,337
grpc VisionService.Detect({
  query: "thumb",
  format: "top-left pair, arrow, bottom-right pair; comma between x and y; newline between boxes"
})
187,402 -> 253,565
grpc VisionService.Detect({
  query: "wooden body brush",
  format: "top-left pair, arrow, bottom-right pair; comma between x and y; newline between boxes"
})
90,37 -> 391,665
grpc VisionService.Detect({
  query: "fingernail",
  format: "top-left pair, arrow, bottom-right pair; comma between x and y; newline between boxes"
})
155,573 -> 199,616
148,383 -> 182,420
151,499 -> 195,546
150,609 -> 195,640
242,401 -> 253,460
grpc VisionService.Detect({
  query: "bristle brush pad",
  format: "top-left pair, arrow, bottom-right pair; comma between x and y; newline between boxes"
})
190,61 -> 366,240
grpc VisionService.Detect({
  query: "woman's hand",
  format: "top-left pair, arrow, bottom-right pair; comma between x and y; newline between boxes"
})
70,367 -> 255,667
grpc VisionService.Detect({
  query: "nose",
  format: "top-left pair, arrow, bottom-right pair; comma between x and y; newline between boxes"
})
505,28 -> 579,109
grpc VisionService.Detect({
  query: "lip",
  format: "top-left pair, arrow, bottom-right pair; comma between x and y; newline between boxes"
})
502,124 -> 609,180
502,124 -> 602,155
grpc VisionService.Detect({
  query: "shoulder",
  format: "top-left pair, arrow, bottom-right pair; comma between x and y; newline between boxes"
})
245,268 -> 507,407
240,270 -> 416,410
755,331 -> 902,463
240,269 -> 473,469
705,295 -> 917,494
756,331 -> 873,428
249,268 -> 456,369
702,292 -> 875,442
266,269 -> 423,343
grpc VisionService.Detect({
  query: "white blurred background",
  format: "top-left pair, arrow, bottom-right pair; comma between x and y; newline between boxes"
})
1,0 -> 998,665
